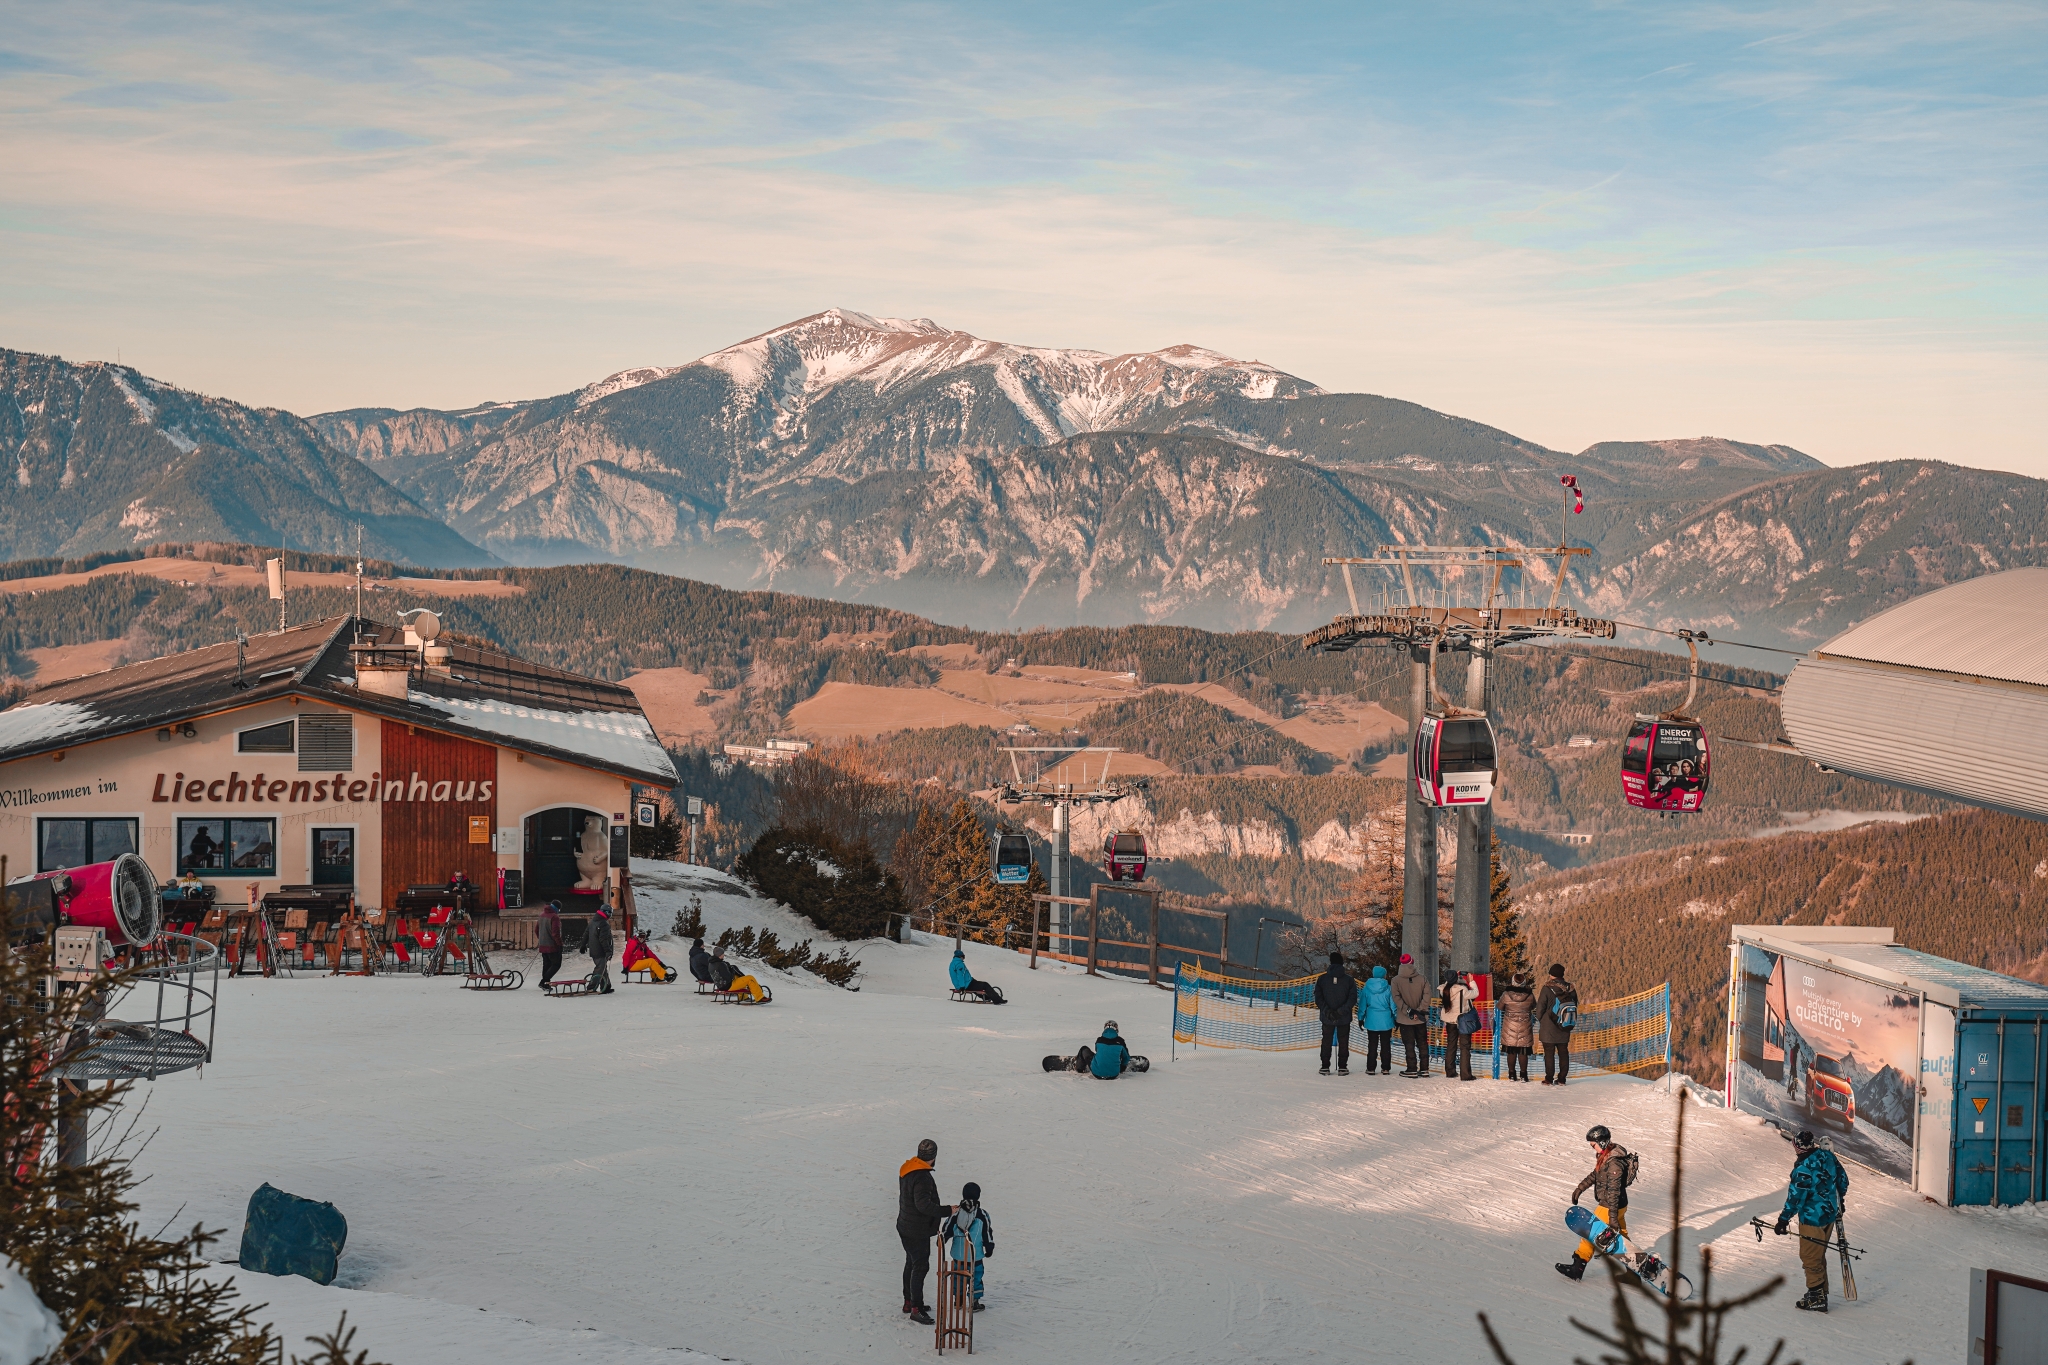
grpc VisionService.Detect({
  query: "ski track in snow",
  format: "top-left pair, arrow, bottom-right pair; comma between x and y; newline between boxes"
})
115,862 -> 2048,1365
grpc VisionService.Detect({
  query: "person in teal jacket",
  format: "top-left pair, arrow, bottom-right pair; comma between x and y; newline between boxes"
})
948,947 -> 1005,1003
942,1182 -> 995,1309
1359,965 -> 1397,1074
1773,1130 -> 1850,1312
1088,1022 -> 1130,1078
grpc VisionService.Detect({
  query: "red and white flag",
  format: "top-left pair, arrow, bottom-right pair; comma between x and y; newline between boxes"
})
1560,474 -> 1584,514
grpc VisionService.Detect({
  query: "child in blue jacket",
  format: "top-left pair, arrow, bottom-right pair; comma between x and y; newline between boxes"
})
943,1182 -> 996,1309
1359,965 -> 1397,1074
948,947 -> 1005,1003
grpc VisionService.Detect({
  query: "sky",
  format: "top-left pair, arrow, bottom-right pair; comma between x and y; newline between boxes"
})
2,1 -> 2043,472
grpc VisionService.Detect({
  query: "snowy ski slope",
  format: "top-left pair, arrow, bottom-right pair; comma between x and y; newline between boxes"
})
116,863 -> 2048,1365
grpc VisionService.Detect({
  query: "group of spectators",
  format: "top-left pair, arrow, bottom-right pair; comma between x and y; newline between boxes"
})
1312,954 -> 1583,1082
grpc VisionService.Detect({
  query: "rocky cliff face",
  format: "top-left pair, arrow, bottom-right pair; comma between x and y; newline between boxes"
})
0,349 -> 492,567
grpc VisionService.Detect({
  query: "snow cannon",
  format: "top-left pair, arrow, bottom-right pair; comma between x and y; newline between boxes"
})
32,854 -> 162,947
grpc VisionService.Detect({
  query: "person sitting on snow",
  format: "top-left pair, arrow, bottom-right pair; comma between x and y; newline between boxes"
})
620,929 -> 673,982
688,936 -> 714,984
947,946 -> 1006,1004
1079,1021 -> 1131,1078
942,1182 -> 996,1311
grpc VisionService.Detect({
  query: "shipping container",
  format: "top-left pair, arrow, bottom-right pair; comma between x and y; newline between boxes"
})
1726,926 -> 2048,1207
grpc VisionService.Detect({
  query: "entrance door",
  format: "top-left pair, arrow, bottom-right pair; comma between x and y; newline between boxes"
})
311,828 -> 356,888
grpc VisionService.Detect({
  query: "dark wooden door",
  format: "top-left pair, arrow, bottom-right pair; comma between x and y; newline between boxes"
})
380,722 -> 498,909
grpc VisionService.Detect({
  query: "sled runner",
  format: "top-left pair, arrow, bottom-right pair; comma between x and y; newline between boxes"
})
950,987 -> 1006,1005
543,976 -> 595,997
709,984 -> 772,1004
1565,1206 -> 1694,1300
461,968 -> 523,991
1040,1054 -> 1151,1073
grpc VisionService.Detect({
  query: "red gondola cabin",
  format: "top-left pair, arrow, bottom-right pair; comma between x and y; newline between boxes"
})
1103,830 -> 1148,882
1411,715 -> 1499,808
1621,717 -> 1711,812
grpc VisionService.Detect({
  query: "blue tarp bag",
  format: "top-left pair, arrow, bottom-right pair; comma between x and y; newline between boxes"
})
239,1183 -> 348,1285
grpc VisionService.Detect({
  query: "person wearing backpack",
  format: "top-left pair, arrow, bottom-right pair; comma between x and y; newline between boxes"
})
1558,1124 -> 1638,1281
1441,971 -> 1480,1080
1536,963 -> 1579,1085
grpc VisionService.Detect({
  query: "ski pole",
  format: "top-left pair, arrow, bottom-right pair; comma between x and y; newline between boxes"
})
1746,1217 -> 1863,1257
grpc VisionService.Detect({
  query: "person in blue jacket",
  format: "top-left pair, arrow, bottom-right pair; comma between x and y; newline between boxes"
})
1773,1129 -> 1850,1312
1359,965 -> 1397,1074
947,946 -> 1006,1003
942,1182 -> 996,1310
1083,1021 -> 1130,1078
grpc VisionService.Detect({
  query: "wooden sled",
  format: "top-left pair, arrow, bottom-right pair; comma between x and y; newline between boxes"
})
707,984 -> 773,1005
462,969 -> 525,991
934,1230 -> 979,1355
542,976 -> 595,997
949,987 -> 1004,1005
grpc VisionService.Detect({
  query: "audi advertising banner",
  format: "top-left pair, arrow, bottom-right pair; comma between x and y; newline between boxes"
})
1732,942 -> 1920,1182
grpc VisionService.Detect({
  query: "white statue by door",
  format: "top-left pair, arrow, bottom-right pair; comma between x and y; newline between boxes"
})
574,814 -> 609,890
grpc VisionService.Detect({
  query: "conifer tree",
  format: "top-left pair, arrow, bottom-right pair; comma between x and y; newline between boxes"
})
1489,833 -> 1530,980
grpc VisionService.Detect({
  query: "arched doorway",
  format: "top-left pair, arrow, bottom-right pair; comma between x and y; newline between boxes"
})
523,807 -> 610,911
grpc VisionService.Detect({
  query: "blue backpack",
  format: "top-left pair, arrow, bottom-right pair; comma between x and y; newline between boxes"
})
1551,991 -> 1578,1030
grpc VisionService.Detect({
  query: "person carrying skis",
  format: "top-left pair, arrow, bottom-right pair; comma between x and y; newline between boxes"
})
1773,1129 -> 1850,1312
941,1182 -> 996,1310
1498,971 -> 1536,1082
587,903 -> 616,994
897,1138 -> 953,1325
1559,1124 -> 1638,1281
536,900 -> 565,989
1313,951 -> 1359,1076
1359,965 -> 1396,1075
1537,963 -> 1579,1085
948,946 -> 1006,1004
1392,954 -> 1431,1076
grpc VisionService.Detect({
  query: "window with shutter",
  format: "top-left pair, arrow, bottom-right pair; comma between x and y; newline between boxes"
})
297,711 -> 354,772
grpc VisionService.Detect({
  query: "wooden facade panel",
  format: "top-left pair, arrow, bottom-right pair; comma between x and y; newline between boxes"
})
380,721 -> 498,909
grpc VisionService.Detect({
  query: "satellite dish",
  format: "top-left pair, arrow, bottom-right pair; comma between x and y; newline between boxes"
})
410,610 -> 442,643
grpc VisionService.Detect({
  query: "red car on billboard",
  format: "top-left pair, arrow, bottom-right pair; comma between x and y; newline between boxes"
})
1806,1052 -> 1856,1128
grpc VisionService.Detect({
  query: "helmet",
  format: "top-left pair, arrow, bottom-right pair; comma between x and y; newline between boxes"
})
1586,1125 -> 1612,1145
1104,1019 -> 1119,1032
1794,1129 -> 1817,1152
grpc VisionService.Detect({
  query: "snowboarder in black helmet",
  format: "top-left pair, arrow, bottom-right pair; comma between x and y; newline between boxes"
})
1558,1124 -> 1638,1280
1773,1129 -> 1849,1312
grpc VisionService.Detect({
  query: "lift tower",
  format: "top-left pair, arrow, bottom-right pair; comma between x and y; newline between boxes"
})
1304,544 -> 1615,993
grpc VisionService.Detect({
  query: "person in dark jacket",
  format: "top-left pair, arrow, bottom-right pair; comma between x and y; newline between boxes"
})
587,904 -> 615,994
1536,963 -> 1578,1085
1774,1129 -> 1850,1312
1312,951 -> 1359,1075
687,936 -> 713,984
709,945 -> 738,991
896,1137 -> 952,1324
1359,965 -> 1396,1074
1391,954 -> 1431,1076
536,901 -> 565,988
1558,1124 -> 1636,1280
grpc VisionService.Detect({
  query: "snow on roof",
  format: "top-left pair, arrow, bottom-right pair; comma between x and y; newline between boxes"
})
0,700 -> 107,754
1828,943 -> 2048,1012
403,690 -> 674,782
1814,567 -> 2048,689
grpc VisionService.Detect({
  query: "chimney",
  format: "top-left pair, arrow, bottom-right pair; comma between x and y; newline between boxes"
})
349,644 -> 414,698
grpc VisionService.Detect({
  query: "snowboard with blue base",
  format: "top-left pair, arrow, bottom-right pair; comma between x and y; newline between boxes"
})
1565,1205 -> 1694,1300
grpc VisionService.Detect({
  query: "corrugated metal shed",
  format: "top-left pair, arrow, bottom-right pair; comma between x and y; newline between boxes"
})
1815,567 -> 2048,689
1781,569 -> 2048,821
1822,943 -> 2048,1013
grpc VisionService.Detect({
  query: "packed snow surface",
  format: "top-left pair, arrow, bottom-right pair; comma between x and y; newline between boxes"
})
114,863 -> 2046,1365
0,1255 -> 64,1365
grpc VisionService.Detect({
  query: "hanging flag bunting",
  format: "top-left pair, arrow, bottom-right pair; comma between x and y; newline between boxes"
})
1560,474 -> 1584,514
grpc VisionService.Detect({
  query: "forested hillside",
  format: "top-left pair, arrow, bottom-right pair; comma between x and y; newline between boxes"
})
1522,810 -> 2048,1079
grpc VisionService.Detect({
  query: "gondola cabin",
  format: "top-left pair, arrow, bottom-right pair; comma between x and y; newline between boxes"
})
1103,829 -> 1148,882
1411,715 -> 1498,807
1621,716 -> 1711,812
992,832 -> 1033,886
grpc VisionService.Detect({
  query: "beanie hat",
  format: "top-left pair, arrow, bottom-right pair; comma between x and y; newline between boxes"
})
1794,1129 -> 1817,1152
1328,950 -> 1344,966
962,1182 -> 981,1201
1549,963 -> 1566,978
917,1138 -> 938,1161
1400,953 -> 1412,964
1103,1019 -> 1119,1033
1372,965 -> 1387,978
595,904 -> 610,918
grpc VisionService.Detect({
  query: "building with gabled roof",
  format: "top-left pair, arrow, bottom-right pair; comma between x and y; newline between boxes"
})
0,616 -> 678,914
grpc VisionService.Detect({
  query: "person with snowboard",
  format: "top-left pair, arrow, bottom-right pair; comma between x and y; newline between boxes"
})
1313,951 -> 1358,1076
1537,963 -> 1578,1084
948,946 -> 1006,1004
1441,970 -> 1480,1080
942,1182 -> 995,1311
1359,965 -> 1396,1074
897,1138 -> 953,1325
1045,1022 -> 1149,1075
1392,954 -> 1431,1076
1498,970 -> 1536,1082
587,903 -> 616,994
1773,1129 -> 1850,1312
536,900 -> 565,989
1559,1124 -> 1638,1280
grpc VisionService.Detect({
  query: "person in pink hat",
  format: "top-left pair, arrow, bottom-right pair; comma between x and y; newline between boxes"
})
1391,952 -> 1432,1077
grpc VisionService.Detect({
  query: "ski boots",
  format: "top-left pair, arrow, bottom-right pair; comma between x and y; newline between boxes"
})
1556,1256 -> 1588,1281
1795,1287 -> 1828,1313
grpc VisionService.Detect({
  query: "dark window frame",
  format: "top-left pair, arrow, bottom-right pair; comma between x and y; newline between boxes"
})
175,816 -> 278,878
36,816 -> 140,871
237,719 -> 296,754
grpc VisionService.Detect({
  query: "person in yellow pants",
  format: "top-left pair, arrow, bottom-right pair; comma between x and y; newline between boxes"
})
1559,1124 -> 1638,1280
727,973 -> 766,1003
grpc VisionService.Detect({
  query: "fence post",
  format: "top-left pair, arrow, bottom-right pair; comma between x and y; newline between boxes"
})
1029,898 -> 1041,970
1086,886 -> 1101,977
1148,888 -> 1159,986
